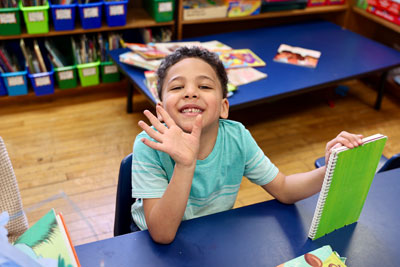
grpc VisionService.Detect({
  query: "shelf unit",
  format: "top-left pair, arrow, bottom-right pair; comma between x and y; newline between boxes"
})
0,3 -> 175,99
352,6 -> 400,34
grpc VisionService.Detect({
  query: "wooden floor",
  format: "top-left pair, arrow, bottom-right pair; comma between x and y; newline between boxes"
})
1,79 -> 399,246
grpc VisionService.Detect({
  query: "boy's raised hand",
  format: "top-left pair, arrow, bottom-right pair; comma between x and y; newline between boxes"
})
138,105 -> 202,168
325,131 -> 363,165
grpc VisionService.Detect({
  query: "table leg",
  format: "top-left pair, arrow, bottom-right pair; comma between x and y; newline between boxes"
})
127,84 -> 134,114
374,71 -> 388,110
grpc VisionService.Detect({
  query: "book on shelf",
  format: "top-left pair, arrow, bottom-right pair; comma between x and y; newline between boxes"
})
273,44 -> 321,68
13,208 -> 80,267
227,67 -> 267,86
216,49 -> 266,69
125,43 -> 168,60
308,133 -> 387,240
119,51 -> 162,71
33,40 -> 47,73
276,245 -> 347,267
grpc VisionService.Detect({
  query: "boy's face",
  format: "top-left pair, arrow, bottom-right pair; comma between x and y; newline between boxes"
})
158,58 -> 229,133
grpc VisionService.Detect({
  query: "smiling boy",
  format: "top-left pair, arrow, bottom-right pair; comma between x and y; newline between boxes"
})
131,47 -> 363,244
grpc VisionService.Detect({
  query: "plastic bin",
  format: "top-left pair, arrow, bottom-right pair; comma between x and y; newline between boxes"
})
104,0 -> 128,26
0,6 -> 22,36
28,67 -> 55,96
144,0 -> 174,22
77,61 -> 100,87
20,1 -> 50,34
1,70 -> 29,96
78,1 -> 102,29
0,77 -> 7,96
49,0 -> 77,31
101,61 -> 120,83
55,65 -> 78,89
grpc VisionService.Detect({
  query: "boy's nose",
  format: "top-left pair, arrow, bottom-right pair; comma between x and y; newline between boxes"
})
184,86 -> 198,98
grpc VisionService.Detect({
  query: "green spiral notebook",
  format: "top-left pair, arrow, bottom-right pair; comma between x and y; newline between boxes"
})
308,133 -> 387,240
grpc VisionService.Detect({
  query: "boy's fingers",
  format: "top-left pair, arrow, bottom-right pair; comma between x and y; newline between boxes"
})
143,110 -> 167,133
138,120 -> 163,142
157,106 -> 176,128
191,115 -> 202,139
141,138 -> 165,152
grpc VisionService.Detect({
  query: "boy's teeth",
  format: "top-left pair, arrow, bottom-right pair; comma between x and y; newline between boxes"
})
182,108 -> 202,113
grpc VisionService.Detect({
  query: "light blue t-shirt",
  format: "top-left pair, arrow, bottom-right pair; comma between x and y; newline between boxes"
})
131,119 -> 279,230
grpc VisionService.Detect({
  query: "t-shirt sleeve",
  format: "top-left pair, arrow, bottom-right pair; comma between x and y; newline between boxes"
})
242,127 -> 279,186
131,133 -> 169,199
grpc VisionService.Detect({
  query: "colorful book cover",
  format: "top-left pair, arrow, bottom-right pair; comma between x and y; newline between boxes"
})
273,44 -> 321,68
217,49 -> 266,69
152,41 -> 202,55
309,134 -> 387,240
144,70 -> 160,102
125,43 -> 168,60
119,51 -> 162,71
276,245 -> 347,267
227,67 -> 267,86
200,40 -> 233,52
13,209 -> 80,267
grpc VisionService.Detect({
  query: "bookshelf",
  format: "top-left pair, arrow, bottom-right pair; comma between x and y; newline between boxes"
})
0,7 -> 175,41
352,6 -> 400,34
0,2 -> 175,99
176,0 -> 351,39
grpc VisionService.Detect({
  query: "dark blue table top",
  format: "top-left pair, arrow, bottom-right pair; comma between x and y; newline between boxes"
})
109,20 -> 400,110
76,168 -> 400,266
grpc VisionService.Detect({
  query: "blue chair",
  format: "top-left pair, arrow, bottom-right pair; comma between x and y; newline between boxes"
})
113,153 -> 140,236
314,153 -> 400,173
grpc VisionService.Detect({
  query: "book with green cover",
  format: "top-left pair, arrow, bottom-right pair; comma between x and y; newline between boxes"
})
13,208 -> 80,267
308,133 -> 387,240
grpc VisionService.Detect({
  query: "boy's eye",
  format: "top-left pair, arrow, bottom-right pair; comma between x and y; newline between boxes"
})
199,85 -> 212,89
170,86 -> 183,90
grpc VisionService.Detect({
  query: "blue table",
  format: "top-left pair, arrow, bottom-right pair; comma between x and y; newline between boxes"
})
76,168 -> 400,266
109,20 -> 400,113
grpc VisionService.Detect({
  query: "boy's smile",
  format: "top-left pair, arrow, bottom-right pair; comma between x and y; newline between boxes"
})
159,57 -> 229,134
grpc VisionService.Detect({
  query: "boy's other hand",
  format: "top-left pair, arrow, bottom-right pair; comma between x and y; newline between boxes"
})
138,105 -> 202,168
325,131 -> 363,165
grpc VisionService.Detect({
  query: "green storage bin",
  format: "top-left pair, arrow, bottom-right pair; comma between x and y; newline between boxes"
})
0,7 -> 21,36
55,65 -> 77,89
19,1 -> 49,34
101,61 -> 120,83
144,0 -> 174,22
77,61 -> 100,87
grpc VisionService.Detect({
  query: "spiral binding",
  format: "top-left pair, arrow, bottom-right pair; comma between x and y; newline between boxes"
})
308,150 -> 339,239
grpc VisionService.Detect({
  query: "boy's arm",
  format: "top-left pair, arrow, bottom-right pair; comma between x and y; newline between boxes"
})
262,131 -> 363,204
138,106 -> 202,244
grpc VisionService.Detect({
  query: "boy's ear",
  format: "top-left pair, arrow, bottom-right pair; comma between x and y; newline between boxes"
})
220,98 -> 229,119
156,102 -> 163,121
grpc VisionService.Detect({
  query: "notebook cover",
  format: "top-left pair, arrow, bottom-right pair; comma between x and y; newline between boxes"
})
309,134 -> 387,240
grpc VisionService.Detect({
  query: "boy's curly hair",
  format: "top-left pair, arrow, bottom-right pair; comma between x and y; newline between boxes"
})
156,46 -> 228,99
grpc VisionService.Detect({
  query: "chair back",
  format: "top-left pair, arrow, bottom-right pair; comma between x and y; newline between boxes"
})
0,137 -> 29,242
378,153 -> 400,173
113,153 -> 139,236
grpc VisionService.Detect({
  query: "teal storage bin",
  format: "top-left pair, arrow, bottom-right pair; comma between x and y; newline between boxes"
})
144,0 -> 174,22
1,70 -> 29,96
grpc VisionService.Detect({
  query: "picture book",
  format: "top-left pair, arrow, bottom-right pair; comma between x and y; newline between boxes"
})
152,41 -> 202,55
227,67 -> 267,86
216,49 -> 266,69
125,42 -> 168,60
273,44 -> 321,68
276,245 -> 346,267
13,209 -> 80,267
144,70 -> 160,102
119,51 -> 162,71
308,134 -> 387,240
200,40 -> 232,52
